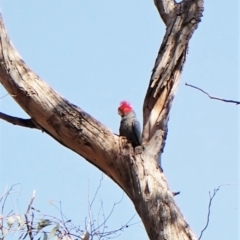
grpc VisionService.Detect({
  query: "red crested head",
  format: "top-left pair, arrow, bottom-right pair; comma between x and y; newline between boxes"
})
118,101 -> 132,116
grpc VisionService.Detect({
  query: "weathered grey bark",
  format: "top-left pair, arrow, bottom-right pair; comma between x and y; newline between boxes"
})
0,0 -> 204,239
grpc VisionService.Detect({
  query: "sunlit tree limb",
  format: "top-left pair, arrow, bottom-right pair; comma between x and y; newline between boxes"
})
143,0 -> 204,157
0,0 -> 204,239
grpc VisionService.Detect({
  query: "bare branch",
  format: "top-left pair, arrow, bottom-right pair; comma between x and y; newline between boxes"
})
154,0 -> 177,25
185,83 -> 240,105
0,93 -> 14,99
90,174 -> 104,208
199,183 -> 239,240
0,2 -> 204,238
24,191 -> 36,240
92,192 -> 125,234
0,14 -> 124,191
1,186 -> 139,240
24,212 -> 32,239
198,187 -> 219,240
143,0 -> 204,157
26,191 -> 36,215
0,112 -> 38,128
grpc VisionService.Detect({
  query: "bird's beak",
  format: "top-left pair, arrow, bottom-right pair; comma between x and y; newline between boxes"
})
118,110 -> 122,116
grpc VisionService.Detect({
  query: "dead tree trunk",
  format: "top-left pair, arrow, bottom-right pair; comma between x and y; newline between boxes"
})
0,0 -> 203,239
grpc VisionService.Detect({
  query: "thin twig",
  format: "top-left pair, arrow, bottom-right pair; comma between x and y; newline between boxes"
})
1,185 -> 137,239
198,187 -> 220,240
198,183 -> 240,239
185,83 -> 240,105
87,178 -> 93,238
30,212 -> 34,235
0,93 -> 9,99
26,191 -> 36,215
24,214 -> 33,240
90,174 -> 103,208
59,201 -> 70,234
0,93 -> 16,99
0,184 -> 22,238
99,214 -> 137,238
49,200 -> 72,226
25,191 -> 36,240
93,192 -> 125,233
1,184 -> 21,225
97,199 -> 102,227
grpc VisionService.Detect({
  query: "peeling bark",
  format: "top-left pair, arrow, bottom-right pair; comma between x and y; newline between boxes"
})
0,1 -> 204,239
143,0 -> 204,161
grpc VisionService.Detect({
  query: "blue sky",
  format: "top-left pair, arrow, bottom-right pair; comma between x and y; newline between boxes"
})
0,1 -> 238,239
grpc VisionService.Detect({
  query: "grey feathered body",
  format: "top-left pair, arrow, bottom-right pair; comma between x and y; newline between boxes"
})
119,111 -> 142,147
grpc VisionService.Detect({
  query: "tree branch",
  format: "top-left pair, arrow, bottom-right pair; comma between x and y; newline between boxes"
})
185,83 -> 240,105
143,0 -> 204,159
198,187 -> 219,240
198,184 -> 239,239
0,13 -> 126,192
0,1 -> 204,238
25,190 -> 36,240
154,0 -> 177,25
0,112 -> 38,128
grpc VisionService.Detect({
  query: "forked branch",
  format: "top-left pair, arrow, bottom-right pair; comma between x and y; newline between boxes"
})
198,184 -> 240,239
0,1 -> 204,239
154,0 -> 176,25
198,187 -> 219,240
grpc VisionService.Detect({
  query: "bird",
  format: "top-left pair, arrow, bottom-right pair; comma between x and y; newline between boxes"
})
118,101 -> 142,147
